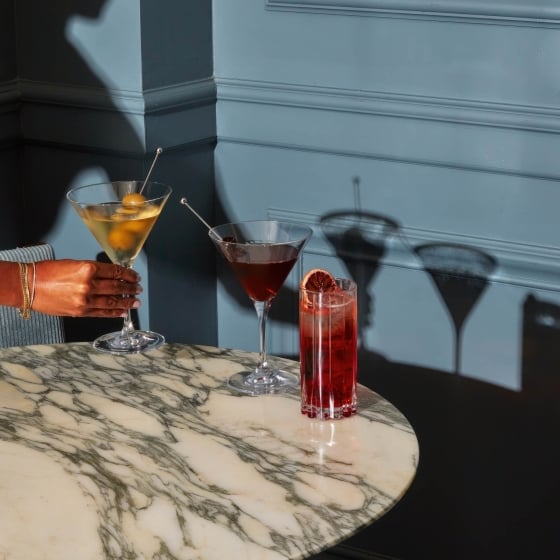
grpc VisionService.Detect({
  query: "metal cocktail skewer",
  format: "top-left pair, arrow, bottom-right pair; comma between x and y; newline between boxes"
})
140,147 -> 163,194
179,197 -> 223,240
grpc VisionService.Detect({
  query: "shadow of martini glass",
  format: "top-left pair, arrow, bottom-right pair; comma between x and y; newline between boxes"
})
320,210 -> 399,348
414,243 -> 497,375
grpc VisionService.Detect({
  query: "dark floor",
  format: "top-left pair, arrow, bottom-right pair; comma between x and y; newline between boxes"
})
328,325 -> 560,560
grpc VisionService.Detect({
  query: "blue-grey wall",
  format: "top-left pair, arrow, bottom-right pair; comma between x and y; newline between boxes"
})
0,0 -> 217,345
212,0 -> 560,391
1,1 -> 558,558
4,0 -> 559,382
211,4 -> 560,558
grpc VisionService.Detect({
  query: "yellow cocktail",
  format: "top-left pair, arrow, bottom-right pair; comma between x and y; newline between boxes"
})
67,180 -> 171,354
80,197 -> 161,267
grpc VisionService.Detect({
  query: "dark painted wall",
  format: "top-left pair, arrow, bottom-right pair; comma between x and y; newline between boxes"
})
0,0 -> 217,346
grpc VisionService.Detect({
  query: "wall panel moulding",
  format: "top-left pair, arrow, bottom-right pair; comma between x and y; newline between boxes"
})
266,0 -> 560,26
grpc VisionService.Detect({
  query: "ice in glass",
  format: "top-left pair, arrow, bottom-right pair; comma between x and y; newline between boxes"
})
299,277 -> 358,419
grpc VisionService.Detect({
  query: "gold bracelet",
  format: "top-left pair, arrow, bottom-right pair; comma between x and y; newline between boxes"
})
29,261 -> 37,312
17,262 -> 31,319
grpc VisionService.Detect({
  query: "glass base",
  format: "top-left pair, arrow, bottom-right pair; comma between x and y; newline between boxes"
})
228,369 -> 299,396
301,402 -> 357,420
93,330 -> 165,355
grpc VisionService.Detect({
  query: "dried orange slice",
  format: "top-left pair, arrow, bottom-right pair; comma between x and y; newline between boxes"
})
301,268 -> 337,292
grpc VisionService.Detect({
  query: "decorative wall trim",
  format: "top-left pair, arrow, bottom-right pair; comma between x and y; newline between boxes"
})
16,78 -> 216,152
216,77 -> 560,181
19,78 -> 216,116
266,0 -> 560,27
268,207 -> 560,294
145,79 -> 217,114
217,78 -> 560,135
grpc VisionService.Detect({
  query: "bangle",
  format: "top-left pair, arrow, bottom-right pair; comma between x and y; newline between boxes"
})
17,262 -> 31,319
29,261 -> 37,312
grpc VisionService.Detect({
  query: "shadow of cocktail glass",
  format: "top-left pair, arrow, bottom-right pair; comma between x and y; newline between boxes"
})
414,243 -> 496,375
320,210 -> 399,348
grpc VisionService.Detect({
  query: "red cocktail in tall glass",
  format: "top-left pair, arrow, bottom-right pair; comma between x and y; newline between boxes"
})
300,273 -> 358,419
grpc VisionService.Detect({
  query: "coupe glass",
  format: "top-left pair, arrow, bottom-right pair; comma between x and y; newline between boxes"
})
67,180 -> 171,354
209,220 -> 312,395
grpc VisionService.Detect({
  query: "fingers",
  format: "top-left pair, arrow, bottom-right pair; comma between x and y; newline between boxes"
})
91,278 -> 142,296
30,259 -> 144,318
90,262 -> 142,298
81,295 -> 141,318
95,262 -> 141,283
85,262 -> 143,317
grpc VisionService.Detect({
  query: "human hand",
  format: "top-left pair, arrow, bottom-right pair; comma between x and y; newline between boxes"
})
32,260 -> 142,317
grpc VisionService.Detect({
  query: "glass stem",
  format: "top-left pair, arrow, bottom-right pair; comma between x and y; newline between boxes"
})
453,324 -> 463,375
121,309 -> 134,341
120,264 -> 135,342
254,300 -> 272,375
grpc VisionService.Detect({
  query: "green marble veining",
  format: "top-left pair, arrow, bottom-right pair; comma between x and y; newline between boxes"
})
0,342 -> 418,560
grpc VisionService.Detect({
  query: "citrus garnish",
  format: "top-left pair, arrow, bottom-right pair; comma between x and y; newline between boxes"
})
301,268 -> 337,292
122,193 -> 146,205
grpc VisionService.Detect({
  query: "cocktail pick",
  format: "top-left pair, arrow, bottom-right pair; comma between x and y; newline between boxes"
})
179,197 -> 222,239
140,147 -> 163,194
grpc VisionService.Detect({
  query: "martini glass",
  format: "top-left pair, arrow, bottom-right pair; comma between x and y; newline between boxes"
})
415,243 -> 496,374
209,220 -> 312,395
67,180 -> 171,354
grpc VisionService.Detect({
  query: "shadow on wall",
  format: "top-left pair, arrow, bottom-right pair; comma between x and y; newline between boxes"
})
214,182 -> 560,557
20,0 -> 145,245
337,293 -> 560,559
15,1 -> 158,342
215,190 -> 500,380
413,242 -> 497,374
319,209 -> 399,349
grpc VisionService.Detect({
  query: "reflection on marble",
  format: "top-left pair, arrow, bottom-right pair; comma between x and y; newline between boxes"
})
0,343 -> 418,560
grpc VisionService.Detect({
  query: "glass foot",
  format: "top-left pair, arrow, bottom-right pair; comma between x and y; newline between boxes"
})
228,369 -> 299,396
301,402 -> 357,420
93,330 -> 165,355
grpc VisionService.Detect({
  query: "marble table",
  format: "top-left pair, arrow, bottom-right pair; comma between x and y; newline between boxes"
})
0,342 -> 418,560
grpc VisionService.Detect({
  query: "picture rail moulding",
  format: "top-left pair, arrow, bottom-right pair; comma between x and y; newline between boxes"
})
266,0 -> 560,26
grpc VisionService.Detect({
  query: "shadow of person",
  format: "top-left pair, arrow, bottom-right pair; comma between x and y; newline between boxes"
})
20,0 -> 144,244
17,1 -> 146,341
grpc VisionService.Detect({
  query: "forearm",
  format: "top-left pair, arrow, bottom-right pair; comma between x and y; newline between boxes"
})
0,259 -> 141,318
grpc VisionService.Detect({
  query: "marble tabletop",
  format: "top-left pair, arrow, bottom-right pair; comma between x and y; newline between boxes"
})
0,342 -> 418,560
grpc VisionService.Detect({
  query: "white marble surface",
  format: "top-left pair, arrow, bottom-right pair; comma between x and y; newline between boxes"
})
0,342 -> 418,560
